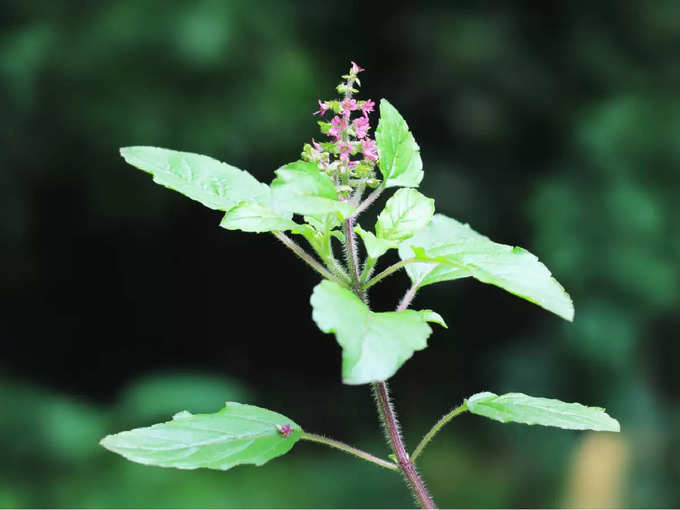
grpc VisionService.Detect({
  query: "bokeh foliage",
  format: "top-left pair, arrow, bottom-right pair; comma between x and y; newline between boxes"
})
1,0 -> 679,507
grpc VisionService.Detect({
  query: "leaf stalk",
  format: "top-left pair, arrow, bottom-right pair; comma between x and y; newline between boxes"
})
300,432 -> 399,471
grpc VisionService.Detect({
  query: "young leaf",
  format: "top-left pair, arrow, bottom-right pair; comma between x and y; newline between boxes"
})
271,161 -> 354,219
376,188 -> 435,241
355,225 -> 400,259
375,99 -> 423,188
466,392 -> 620,432
399,214 -> 574,321
100,402 -> 302,471
220,202 -> 299,233
290,224 -> 334,262
120,146 -> 270,211
310,280 -> 445,384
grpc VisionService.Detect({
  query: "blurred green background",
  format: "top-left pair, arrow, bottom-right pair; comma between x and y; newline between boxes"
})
2,0 -> 679,507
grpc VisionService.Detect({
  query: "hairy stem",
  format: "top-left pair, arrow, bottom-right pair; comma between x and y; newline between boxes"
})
343,218 -> 366,299
360,256 -> 377,284
352,184 -> 384,219
363,258 -> 427,290
300,432 -> 399,471
339,178 -> 435,507
396,267 -> 435,311
410,404 -> 468,463
273,232 -> 344,285
373,381 -> 437,509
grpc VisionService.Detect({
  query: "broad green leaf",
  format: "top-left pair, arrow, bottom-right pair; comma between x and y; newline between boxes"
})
355,225 -> 399,259
310,280 -> 445,384
120,146 -> 270,211
466,392 -> 620,432
399,214 -> 574,321
271,161 -> 354,219
376,188 -> 435,241
375,99 -> 423,188
100,402 -> 302,471
220,202 -> 298,233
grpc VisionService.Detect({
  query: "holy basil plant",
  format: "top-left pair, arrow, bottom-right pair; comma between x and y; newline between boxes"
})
103,61 -> 619,509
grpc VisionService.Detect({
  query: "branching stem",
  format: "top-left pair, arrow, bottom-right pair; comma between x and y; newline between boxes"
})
273,232 -> 344,285
300,432 -> 399,471
396,267 -> 436,311
352,184 -> 384,219
410,404 -> 468,463
363,257 -> 429,290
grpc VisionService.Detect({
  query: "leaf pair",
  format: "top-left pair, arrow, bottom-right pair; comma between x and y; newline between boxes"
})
99,394 -> 618,473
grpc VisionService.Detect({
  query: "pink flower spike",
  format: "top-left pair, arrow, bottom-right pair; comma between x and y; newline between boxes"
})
337,141 -> 352,162
361,138 -> 379,161
328,115 -> 348,140
351,61 -> 365,74
314,99 -> 330,117
361,99 -> 375,118
353,116 -> 370,139
340,98 -> 357,115
277,424 -> 292,438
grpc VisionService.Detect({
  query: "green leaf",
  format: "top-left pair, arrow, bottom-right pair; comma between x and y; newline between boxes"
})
290,224 -> 333,261
376,188 -> 435,241
375,99 -> 423,188
120,146 -> 270,211
466,392 -> 620,432
220,202 -> 298,233
271,161 -> 354,219
310,280 -> 444,384
355,225 -> 400,259
304,212 -> 342,233
100,402 -> 302,471
399,214 -> 574,321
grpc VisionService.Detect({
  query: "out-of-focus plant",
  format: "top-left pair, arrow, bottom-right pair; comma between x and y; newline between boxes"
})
102,62 -> 619,508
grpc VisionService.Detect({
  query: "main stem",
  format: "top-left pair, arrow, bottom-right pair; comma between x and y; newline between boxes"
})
341,212 -> 436,508
373,382 -> 437,509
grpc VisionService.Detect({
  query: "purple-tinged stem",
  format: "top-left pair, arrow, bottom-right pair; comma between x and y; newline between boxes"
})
352,184 -> 384,219
373,381 -> 436,509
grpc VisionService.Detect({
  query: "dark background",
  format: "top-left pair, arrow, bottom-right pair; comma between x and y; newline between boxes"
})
2,0 -> 679,507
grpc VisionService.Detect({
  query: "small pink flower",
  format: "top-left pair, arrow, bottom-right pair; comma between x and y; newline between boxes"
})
348,160 -> 359,167
337,141 -> 353,162
277,424 -> 292,438
351,61 -> 365,75
361,99 -> 375,118
328,115 -> 348,140
353,116 -> 370,139
361,138 -> 378,161
340,98 -> 357,115
312,138 -> 323,152
314,99 -> 330,117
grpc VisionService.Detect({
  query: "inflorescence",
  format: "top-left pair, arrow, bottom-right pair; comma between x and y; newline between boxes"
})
301,61 -> 380,201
